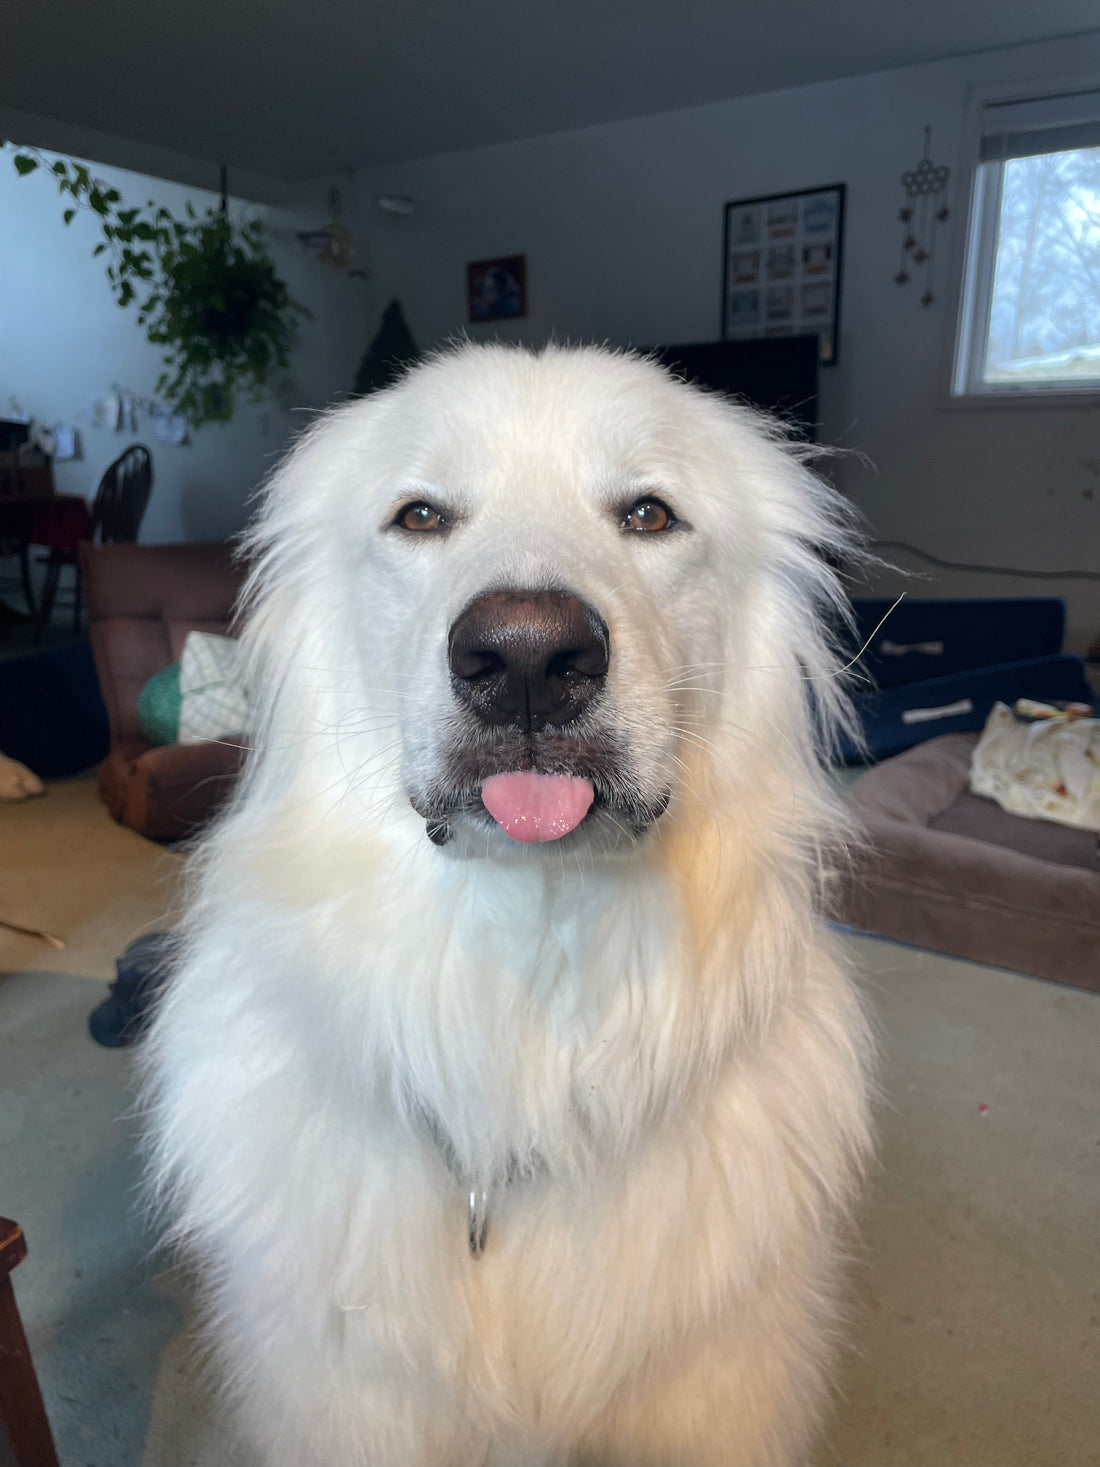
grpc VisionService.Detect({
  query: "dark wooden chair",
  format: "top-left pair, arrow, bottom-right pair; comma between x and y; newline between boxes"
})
0,1218 -> 60,1467
38,444 -> 154,634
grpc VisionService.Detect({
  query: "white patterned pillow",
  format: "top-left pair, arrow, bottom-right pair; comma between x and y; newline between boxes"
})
179,632 -> 251,745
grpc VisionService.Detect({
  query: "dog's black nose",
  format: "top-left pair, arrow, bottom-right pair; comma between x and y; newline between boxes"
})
448,590 -> 609,731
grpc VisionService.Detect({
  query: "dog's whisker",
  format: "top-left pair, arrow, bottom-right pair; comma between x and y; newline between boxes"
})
739,593 -> 905,683
671,725 -> 723,756
261,741 -> 403,822
328,743 -> 405,817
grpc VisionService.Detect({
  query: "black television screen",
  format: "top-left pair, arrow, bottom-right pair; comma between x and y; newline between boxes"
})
648,337 -> 820,440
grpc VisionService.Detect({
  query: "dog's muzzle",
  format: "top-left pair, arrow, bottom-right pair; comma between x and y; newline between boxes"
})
412,587 -> 668,848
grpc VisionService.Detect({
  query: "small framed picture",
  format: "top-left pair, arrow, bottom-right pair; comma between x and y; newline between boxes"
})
467,254 -> 527,322
721,185 -> 845,363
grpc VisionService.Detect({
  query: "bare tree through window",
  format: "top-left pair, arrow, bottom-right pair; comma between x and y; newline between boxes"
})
985,146 -> 1100,383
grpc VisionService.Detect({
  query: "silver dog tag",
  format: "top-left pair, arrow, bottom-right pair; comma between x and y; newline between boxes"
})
468,1188 -> 490,1258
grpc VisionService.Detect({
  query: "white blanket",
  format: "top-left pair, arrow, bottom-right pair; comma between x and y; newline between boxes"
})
970,701 -> 1100,832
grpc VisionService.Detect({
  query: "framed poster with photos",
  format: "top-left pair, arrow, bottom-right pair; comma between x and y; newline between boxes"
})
721,184 -> 845,364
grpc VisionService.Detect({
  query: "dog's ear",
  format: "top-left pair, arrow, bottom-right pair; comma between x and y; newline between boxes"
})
233,394 -> 394,745
706,396 -> 866,768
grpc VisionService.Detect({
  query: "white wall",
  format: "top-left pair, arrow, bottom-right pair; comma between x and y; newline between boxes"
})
0,151 -> 371,545
354,33 -> 1100,655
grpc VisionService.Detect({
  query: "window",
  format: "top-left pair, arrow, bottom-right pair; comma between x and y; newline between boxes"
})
953,88 -> 1100,397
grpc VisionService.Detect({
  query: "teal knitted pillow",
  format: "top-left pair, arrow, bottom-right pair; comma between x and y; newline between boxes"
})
136,662 -> 182,746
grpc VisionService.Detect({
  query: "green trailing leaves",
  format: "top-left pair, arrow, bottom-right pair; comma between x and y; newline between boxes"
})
4,143 -> 307,428
147,210 -> 307,424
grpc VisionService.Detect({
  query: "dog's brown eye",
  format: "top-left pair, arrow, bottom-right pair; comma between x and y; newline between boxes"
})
397,501 -> 445,532
624,498 -> 674,533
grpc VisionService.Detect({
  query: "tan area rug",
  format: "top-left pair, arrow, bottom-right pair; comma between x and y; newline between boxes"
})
1,774 -> 184,979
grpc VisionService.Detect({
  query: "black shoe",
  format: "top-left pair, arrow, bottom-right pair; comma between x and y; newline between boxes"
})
88,931 -> 183,1048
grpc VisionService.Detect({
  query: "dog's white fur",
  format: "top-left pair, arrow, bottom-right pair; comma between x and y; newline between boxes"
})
143,344 -> 872,1467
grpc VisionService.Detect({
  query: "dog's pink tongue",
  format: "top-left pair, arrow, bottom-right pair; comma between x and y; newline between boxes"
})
481,772 -> 594,843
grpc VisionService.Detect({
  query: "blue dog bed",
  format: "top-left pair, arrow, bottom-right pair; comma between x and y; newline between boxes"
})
843,654 -> 1093,763
840,597 -> 1093,763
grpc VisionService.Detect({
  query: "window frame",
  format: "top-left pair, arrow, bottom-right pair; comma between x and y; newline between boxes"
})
947,74 -> 1100,410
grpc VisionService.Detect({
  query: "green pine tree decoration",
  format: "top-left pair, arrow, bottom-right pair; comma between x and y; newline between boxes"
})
354,299 -> 418,395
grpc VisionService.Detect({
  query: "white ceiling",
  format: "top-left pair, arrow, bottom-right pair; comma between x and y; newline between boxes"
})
4,0 -> 1099,181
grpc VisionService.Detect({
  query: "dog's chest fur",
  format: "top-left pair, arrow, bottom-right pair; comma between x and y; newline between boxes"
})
241,824 -> 703,1189
156,814 -> 860,1414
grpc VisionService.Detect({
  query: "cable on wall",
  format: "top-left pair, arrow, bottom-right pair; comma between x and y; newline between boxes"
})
873,540 -> 1100,584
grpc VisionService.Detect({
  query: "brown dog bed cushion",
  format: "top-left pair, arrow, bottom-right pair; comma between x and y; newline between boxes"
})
840,733 -> 1100,993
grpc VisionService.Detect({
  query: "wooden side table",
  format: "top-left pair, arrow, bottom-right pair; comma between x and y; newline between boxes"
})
0,1219 -> 59,1467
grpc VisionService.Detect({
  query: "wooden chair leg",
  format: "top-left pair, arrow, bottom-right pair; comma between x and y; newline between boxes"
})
17,545 -> 36,622
0,1224 -> 60,1467
35,560 -> 59,642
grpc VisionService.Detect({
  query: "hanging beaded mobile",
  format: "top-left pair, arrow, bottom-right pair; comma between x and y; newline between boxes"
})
895,125 -> 950,306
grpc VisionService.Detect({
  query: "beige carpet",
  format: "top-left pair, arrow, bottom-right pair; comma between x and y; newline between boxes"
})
1,775 -> 185,978
2,775 -> 1097,1467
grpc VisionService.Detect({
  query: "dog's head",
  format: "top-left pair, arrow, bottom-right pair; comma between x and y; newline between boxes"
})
242,345 -> 855,861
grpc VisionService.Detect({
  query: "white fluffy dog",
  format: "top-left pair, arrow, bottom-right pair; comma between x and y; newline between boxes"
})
144,344 -> 872,1467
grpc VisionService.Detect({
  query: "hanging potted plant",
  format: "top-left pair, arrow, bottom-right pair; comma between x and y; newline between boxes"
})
6,149 -> 308,428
